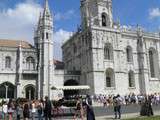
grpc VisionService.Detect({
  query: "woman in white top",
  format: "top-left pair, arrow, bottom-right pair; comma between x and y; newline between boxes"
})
31,101 -> 36,120
2,102 -> 8,120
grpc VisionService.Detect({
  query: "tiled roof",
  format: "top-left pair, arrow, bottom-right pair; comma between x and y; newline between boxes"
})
53,60 -> 64,70
0,39 -> 33,49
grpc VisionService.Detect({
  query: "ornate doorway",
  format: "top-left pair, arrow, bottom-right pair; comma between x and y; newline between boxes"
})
64,79 -> 79,97
25,85 -> 35,100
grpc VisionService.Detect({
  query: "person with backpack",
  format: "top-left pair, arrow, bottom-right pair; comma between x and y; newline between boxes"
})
113,94 -> 122,119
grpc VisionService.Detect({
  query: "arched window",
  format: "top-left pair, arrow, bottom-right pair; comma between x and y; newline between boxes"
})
126,46 -> 133,62
0,82 -> 15,99
73,44 -> 77,53
5,56 -> 11,68
102,13 -> 107,26
26,57 -> 35,70
46,32 -> 49,39
149,48 -> 159,78
128,71 -> 135,88
106,68 -> 115,87
104,43 -> 113,60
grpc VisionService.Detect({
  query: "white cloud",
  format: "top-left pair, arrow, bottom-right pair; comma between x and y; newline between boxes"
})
54,29 -> 72,43
0,0 -> 73,60
0,0 -> 42,44
149,8 -> 160,19
54,29 -> 73,60
55,10 -> 75,21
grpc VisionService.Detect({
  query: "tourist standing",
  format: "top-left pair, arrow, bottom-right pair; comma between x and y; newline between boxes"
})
23,103 -> 30,120
2,101 -> 8,120
86,95 -> 95,120
37,99 -> 44,120
44,96 -> 52,120
31,101 -> 36,120
16,103 -> 21,120
7,99 -> 14,120
74,97 -> 84,120
113,94 -> 122,119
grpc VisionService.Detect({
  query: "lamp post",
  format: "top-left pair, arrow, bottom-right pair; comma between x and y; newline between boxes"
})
5,85 -> 8,100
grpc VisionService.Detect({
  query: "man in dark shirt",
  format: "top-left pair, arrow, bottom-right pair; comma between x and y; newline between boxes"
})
44,96 -> 52,120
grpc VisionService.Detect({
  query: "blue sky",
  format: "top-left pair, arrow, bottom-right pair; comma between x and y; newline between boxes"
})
0,0 -> 160,60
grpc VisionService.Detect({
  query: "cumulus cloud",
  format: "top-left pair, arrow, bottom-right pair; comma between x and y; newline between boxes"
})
54,29 -> 72,43
0,0 -> 73,60
0,0 -> 42,44
149,8 -> 160,19
54,29 -> 73,60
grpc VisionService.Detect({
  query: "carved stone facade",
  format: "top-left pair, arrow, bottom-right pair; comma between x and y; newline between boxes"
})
62,0 -> 160,95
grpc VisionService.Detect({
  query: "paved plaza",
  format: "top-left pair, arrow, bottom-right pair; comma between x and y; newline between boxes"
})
0,104 -> 160,119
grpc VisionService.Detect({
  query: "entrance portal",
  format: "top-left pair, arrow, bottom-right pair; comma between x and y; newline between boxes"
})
64,79 -> 79,97
25,85 -> 35,100
0,82 -> 15,99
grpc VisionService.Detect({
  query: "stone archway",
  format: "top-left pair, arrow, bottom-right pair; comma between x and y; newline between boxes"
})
25,85 -> 35,100
0,82 -> 15,99
64,79 -> 79,97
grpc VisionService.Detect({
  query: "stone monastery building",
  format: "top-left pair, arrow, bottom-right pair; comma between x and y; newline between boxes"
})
62,0 -> 160,95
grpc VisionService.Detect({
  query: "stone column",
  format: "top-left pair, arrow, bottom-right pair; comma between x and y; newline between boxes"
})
5,85 -> 8,99
137,28 -> 149,94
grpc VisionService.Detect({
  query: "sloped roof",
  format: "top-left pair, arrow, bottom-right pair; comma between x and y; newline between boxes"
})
53,60 -> 64,70
0,39 -> 33,49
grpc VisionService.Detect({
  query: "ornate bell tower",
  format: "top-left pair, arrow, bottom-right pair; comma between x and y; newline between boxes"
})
80,0 -> 113,29
35,0 -> 54,99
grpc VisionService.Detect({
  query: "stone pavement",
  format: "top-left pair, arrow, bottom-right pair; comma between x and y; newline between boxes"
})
96,111 -> 160,120
0,106 -> 160,120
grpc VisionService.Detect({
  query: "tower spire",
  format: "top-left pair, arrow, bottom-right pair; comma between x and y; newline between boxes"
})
45,0 -> 49,9
43,0 -> 51,17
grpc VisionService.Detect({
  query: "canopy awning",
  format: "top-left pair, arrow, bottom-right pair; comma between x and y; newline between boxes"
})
51,85 -> 90,90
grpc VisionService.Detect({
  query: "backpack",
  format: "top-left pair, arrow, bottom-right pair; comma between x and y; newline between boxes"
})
37,104 -> 43,114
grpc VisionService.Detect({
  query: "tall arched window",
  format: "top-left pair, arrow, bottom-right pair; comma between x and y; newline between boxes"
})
26,57 -> 35,70
102,13 -> 107,26
128,70 -> 135,88
0,82 -> 15,99
126,46 -> 133,62
104,43 -> 113,60
73,44 -> 77,53
5,56 -> 11,68
149,48 -> 159,78
106,68 -> 115,87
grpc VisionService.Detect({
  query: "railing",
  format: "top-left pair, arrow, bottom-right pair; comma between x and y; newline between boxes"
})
120,25 -> 160,38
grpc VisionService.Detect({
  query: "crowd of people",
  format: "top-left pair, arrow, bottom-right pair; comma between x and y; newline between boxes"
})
91,93 -> 159,119
0,93 -> 159,120
0,95 -> 95,120
0,96 -> 53,120
92,93 -> 160,106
